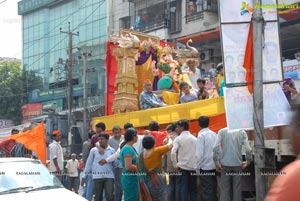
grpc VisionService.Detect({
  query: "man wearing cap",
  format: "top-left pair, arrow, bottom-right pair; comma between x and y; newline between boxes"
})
49,130 -> 64,181
140,79 -> 167,110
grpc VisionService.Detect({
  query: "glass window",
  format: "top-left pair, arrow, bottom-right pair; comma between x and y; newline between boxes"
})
22,0 -> 107,106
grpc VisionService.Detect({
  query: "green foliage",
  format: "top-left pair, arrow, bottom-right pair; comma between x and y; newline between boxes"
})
0,61 -> 43,124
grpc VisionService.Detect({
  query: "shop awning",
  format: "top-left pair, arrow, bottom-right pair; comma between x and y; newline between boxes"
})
176,28 -> 220,45
279,7 -> 300,21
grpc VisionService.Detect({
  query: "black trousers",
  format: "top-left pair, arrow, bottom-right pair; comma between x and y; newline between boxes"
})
93,178 -> 114,201
199,169 -> 218,201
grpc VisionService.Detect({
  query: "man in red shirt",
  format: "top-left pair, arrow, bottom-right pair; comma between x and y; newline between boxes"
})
90,122 -> 106,149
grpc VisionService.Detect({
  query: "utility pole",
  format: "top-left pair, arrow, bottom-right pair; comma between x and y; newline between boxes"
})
78,51 -> 92,141
253,0 -> 267,200
60,22 -> 79,131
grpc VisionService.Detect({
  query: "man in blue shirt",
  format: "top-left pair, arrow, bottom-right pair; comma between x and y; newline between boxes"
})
82,133 -> 118,201
140,79 -> 167,110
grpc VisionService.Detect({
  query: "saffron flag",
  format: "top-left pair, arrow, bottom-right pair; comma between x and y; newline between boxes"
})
243,22 -> 254,93
9,122 -> 46,164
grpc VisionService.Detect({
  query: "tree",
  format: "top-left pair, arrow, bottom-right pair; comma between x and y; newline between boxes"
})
0,61 -> 43,124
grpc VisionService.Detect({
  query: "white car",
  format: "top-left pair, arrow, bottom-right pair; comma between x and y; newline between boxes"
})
0,157 -> 86,201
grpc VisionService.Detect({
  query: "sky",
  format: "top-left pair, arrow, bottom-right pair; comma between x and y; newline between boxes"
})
0,0 -> 22,59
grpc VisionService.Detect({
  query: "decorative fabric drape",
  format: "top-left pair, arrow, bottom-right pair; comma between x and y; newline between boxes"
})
105,41 -> 118,115
136,56 -> 155,96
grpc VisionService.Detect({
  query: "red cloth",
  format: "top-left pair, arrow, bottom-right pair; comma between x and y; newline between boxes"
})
243,22 -> 254,94
149,131 -> 169,147
105,41 -> 118,115
0,139 -> 16,156
189,113 -> 227,136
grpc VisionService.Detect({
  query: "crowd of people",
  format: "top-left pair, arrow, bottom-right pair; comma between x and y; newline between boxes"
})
47,117 -> 255,201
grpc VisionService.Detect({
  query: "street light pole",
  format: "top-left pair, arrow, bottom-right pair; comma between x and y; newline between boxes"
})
253,0 -> 267,200
60,22 -> 79,131
79,51 -> 92,141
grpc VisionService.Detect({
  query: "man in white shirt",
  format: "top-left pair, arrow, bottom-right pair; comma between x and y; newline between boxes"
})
181,59 -> 202,90
49,130 -> 64,181
171,119 -> 197,201
108,125 -> 123,201
196,116 -> 218,201
66,153 -> 79,193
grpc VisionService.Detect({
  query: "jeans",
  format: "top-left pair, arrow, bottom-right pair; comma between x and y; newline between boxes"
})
93,178 -> 114,201
113,168 -> 123,201
61,174 -> 68,188
178,170 -> 197,201
168,174 -> 181,201
200,169 -> 217,201
220,165 -> 242,201
82,174 -> 94,201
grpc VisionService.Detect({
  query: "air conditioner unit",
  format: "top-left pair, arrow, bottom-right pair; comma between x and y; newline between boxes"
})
199,50 -> 211,62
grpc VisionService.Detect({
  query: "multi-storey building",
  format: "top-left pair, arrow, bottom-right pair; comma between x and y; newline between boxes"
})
111,0 -> 220,70
18,0 -> 108,119
111,0 -> 300,71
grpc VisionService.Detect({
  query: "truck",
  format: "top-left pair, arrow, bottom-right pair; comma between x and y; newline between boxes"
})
32,112 -> 84,157
91,29 -> 296,199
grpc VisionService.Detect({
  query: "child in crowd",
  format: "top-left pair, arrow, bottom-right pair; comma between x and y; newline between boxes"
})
197,78 -> 209,100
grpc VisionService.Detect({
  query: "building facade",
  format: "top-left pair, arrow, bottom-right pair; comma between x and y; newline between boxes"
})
18,0 -> 108,118
111,0 -> 220,71
111,0 -> 300,72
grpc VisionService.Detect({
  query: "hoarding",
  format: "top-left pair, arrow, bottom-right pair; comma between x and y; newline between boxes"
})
21,103 -> 42,118
283,59 -> 300,79
0,120 -> 14,129
224,84 -> 291,131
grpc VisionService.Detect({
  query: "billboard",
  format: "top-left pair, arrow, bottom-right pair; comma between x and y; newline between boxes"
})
220,0 -> 283,84
219,0 -> 278,23
21,103 -> 42,118
0,119 -> 14,129
283,59 -> 300,79
224,84 -> 291,131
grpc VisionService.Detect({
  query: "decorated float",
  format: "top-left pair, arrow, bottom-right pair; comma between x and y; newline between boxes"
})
94,29 -> 226,134
94,29 -> 294,167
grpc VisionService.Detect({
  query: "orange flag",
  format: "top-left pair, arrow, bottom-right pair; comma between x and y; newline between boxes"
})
10,122 -> 46,164
243,22 -> 254,94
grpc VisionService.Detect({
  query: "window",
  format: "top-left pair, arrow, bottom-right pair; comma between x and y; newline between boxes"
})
169,0 -> 182,33
120,16 -> 131,29
185,0 -> 218,22
134,2 -> 166,32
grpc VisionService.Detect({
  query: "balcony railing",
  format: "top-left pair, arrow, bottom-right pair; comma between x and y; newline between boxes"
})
185,11 -> 204,23
135,20 -> 166,32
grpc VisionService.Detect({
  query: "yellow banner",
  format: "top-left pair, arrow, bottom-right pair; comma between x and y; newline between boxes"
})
92,97 -> 225,130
